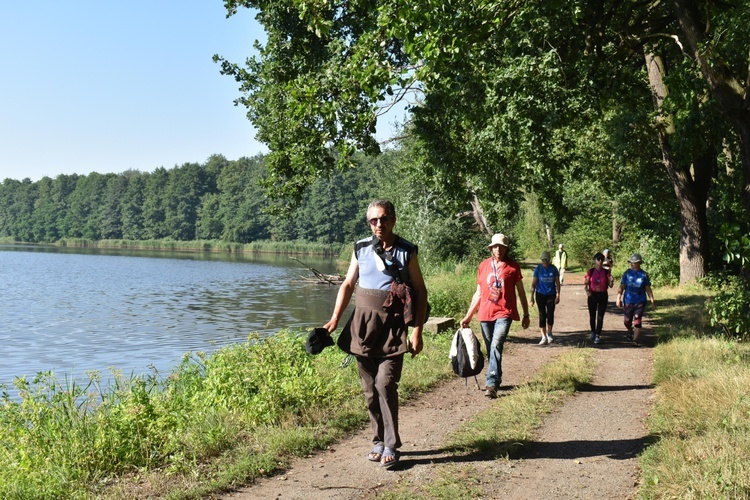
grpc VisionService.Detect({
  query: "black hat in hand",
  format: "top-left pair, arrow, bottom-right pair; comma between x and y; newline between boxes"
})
305,327 -> 334,355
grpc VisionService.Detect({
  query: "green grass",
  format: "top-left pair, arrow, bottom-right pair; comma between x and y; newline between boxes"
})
638,287 -> 750,499
447,349 -> 593,456
0,330 -> 455,498
422,260 -> 477,320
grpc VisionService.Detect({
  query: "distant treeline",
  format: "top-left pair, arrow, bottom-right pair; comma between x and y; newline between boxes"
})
0,154 -> 388,247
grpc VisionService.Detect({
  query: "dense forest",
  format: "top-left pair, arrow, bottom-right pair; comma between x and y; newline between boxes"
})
0,154 -> 382,248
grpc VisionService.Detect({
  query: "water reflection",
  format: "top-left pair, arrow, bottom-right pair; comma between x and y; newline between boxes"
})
0,245 -> 349,388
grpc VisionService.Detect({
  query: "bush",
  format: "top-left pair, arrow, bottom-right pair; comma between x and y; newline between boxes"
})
703,272 -> 750,339
423,261 -> 477,319
614,232 -> 679,286
558,216 -> 612,269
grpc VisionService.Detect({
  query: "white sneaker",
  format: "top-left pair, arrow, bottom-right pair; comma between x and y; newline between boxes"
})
594,335 -> 601,344
539,337 -> 548,345
547,334 -> 554,343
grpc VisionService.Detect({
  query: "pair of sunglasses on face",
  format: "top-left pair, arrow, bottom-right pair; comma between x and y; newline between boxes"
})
368,216 -> 392,226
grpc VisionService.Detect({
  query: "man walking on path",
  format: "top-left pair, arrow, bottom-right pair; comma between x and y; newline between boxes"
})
324,200 -> 427,469
460,233 -> 530,399
553,244 -> 568,285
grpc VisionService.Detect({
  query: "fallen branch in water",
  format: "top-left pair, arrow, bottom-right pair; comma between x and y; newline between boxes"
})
289,257 -> 344,285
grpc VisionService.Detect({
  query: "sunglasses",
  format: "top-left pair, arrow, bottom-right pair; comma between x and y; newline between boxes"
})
368,216 -> 392,226
541,259 -> 549,262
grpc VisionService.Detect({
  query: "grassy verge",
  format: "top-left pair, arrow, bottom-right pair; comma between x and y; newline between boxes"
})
0,331 -> 455,499
52,238 -> 346,257
377,349 -> 594,499
638,286 -> 750,498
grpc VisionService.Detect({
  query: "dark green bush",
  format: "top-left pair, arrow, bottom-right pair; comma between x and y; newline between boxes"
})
703,272 -> 750,339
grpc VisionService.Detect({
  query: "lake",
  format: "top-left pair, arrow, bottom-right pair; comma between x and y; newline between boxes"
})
0,244 -> 347,389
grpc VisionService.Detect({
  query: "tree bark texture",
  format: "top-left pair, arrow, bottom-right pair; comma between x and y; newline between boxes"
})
470,192 -> 493,236
645,50 -> 709,284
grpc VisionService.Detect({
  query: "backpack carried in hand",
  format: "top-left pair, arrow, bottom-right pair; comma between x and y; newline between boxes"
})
450,328 -> 484,380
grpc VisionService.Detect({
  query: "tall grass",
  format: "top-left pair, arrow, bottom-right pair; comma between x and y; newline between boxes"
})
54,238 -> 346,256
639,287 -> 750,498
0,330 -> 454,498
422,260 -> 477,320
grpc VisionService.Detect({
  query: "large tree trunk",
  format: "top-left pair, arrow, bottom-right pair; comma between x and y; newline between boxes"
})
670,0 -> 750,218
645,50 -> 709,284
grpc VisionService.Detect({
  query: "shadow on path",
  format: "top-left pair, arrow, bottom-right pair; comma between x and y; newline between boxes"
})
389,434 -> 655,471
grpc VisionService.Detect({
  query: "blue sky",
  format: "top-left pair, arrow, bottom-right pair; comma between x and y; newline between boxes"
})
0,2 -> 266,182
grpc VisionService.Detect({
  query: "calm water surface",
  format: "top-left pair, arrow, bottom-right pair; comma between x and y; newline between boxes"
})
0,245 -> 347,388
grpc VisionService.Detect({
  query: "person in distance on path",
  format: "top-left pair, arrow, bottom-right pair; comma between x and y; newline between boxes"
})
530,250 -> 561,346
324,200 -> 427,469
552,243 -> 568,285
460,233 -> 530,399
615,253 -> 655,346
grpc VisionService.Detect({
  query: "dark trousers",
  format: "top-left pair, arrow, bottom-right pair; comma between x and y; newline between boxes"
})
536,292 -> 557,328
588,291 -> 608,335
356,354 -> 404,449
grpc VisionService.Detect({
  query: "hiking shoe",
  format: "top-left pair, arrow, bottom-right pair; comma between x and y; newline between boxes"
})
547,334 -> 554,343
538,337 -> 548,345
626,329 -> 634,341
594,335 -> 601,344
484,386 -> 497,399
589,331 -> 596,341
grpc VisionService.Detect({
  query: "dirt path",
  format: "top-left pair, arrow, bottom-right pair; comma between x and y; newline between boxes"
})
223,272 -> 654,499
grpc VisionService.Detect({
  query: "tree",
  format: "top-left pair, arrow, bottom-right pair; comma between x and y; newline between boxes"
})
121,171 -> 147,240
142,167 -> 170,239
99,174 -> 127,240
210,155 -> 270,242
220,0 -> 750,283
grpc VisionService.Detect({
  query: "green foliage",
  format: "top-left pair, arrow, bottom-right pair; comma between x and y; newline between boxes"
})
719,222 -> 750,268
557,215 -> 612,270
513,193 -> 550,261
192,334 -> 354,426
614,231 -> 680,286
422,261 -> 477,319
703,272 -> 750,339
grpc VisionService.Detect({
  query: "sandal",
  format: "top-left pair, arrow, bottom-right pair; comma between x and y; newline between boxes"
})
380,447 -> 400,469
367,444 -> 384,462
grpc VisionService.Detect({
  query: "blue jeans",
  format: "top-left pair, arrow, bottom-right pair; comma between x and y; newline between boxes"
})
480,317 -> 512,389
